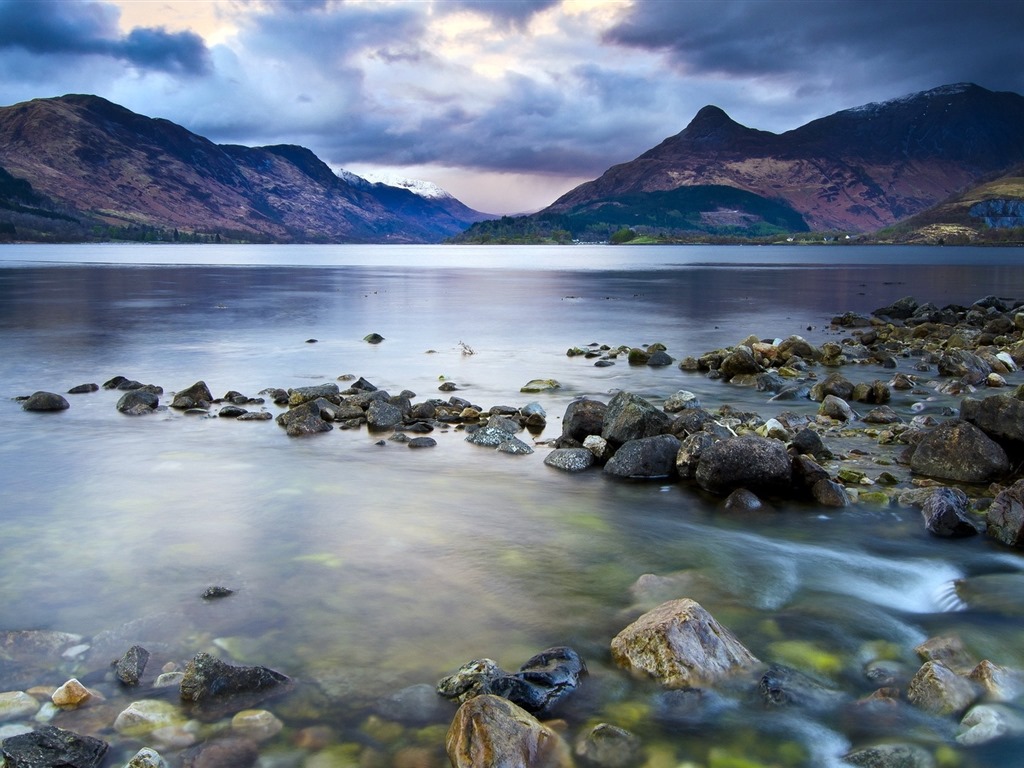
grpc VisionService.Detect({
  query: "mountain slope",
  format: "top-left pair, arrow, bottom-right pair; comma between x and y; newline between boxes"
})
545,83 -> 1024,235
0,94 -> 489,243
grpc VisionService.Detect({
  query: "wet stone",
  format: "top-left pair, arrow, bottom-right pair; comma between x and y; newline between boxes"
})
116,645 -> 151,686
574,723 -> 642,768
0,725 -> 108,768
67,383 -> 98,394
544,448 -> 595,473
408,437 -> 437,448
21,391 -> 70,412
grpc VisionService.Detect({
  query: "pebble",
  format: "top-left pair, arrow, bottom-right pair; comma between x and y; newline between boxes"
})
0,690 -> 40,721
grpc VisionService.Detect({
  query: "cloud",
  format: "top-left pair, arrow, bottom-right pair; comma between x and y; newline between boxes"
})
0,0 -> 211,74
604,0 -> 1024,100
447,0 -> 563,27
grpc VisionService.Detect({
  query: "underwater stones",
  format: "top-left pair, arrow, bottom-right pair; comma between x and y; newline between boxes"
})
125,747 -> 168,768
21,391 -> 69,412
0,691 -> 40,721
601,391 -> 671,447
1,725 -> 108,768
694,435 -> 792,497
179,653 -> 290,713
985,478 -> 1024,547
170,381 -> 213,409
907,661 -> 978,716
603,434 -> 680,479
114,699 -> 184,735
116,390 -> 159,415
909,420 -> 1009,483
375,683 -> 451,726
231,709 -> 283,741
920,487 -> 979,537
758,664 -> 844,709
115,645 -> 151,686
544,448 -> 595,473
842,743 -> 936,768
446,695 -> 573,768
610,598 -> 759,688
573,723 -> 642,768
957,703 -> 1024,746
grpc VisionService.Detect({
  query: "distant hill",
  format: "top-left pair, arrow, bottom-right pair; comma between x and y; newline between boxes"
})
454,83 -> 1024,243
0,94 -> 490,244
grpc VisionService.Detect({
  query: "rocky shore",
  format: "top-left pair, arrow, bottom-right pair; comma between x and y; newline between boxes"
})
9,294 -> 1024,767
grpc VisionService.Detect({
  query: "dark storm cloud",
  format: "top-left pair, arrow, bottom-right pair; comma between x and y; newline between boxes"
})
604,0 -> 1024,97
0,0 -> 211,74
448,0 -> 562,26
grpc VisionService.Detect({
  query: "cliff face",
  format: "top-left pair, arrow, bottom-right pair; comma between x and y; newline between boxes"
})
0,94 -> 488,243
547,84 -> 1024,233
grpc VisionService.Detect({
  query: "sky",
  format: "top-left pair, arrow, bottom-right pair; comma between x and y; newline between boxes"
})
0,0 -> 1022,215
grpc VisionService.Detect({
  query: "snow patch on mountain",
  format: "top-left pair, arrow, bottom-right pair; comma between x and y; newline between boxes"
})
337,168 -> 452,200
844,83 -> 976,116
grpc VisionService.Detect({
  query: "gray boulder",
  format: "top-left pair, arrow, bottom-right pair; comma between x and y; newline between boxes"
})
694,436 -> 792,496
275,398 -> 333,436
610,598 -> 759,688
818,394 -> 856,421
170,381 -> 213,409
809,373 -> 854,402
366,400 -> 403,431
910,420 -> 1009,483
179,652 -> 290,719
1,726 -> 108,768
907,660 -> 978,716
986,478 -> 1024,547
675,432 -> 719,480
115,645 -> 150,686
719,346 -> 760,380
604,435 -> 680,479
939,349 -> 991,382
921,487 -> 979,537
544,448 -> 595,473
559,399 -> 607,445
601,392 -> 671,447
116,390 -> 159,415
287,383 -> 340,407
960,389 -> 1024,444
21,391 -> 70,412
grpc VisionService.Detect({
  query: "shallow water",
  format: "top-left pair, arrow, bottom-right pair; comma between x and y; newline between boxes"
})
2,243 -> 1024,766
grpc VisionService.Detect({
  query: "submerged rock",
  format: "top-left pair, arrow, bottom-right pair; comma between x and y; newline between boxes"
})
115,645 -> 151,686
758,664 -> 844,709
21,391 -> 70,412
906,660 -> 978,716
170,381 -> 213,409
179,652 -> 290,718
574,723 -> 642,768
116,390 -> 159,415
610,598 -> 759,688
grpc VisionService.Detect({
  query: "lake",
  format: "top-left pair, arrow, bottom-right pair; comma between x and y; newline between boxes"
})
2,243 -> 1024,767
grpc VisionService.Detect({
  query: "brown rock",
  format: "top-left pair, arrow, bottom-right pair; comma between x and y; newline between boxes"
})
907,661 -> 978,716
610,598 -> 759,688
445,694 -> 572,768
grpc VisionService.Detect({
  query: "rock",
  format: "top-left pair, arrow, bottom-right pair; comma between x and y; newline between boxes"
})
986,478 -> 1024,547
842,743 -> 936,768
497,437 -> 534,455
914,635 -> 976,675
466,426 -> 515,447
909,420 -> 1009,483
287,384 -> 340,407
559,399 -> 608,445
664,390 -> 700,413
544,448 -> 595,473
67,383 -> 98,394
818,394 -> 856,421
437,658 -> 506,704
366,400 -> 403,431
758,664 -> 844,709
812,479 -> 852,507
275,398 -> 333,436
603,435 -> 680,479
647,350 -> 673,367
376,683 -> 451,725
574,723 -> 642,768
408,437 -> 437,448
906,661 -> 978,716
363,333 -> 385,344
202,586 -> 233,599
968,660 -> 1024,701
51,679 -> 91,707
960,389 -> 1024,444
601,392 -> 671,447
125,747 -> 168,768
116,390 -> 159,415
445,695 -> 573,768
863,405 -> 902,424
0,725 -> 108,768
777,335 -> 821,361
722,488 -> 765,511
610,598 -> 759,688
852,380 -> 891,404
874,296 -> 920,319
694,435 -> 792,496
789,428 -> 833,459
170,381 -> 213,409
179,653 -> 290,716
583,435 -> 610,460
113,645 -> 151,686
179,737 -> 258,768
230,709 -> 283,741
809,373 -> 854,402
938,349 -> 991,381
520,379 -> 560,393
719,346 -> 760,380
0,691 -> 40,721
957,703 -> 1024,745
21,392 -> 70,412
114,699 -> 184,735
920,487 -> 979,537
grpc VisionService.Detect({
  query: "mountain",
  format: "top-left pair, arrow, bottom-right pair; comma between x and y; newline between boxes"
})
0,94 -> 490,243
456,83 -> 1024,242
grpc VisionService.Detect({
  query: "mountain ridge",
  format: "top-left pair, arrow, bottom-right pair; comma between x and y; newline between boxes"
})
0,93 -> 490,243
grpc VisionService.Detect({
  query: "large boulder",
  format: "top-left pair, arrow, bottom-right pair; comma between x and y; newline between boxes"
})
287,383 -> 340,407
938,350 -> 992,382
1,726 -> 108,768
170,381 -> 213,409
694,436 -> 792,496
719,346 -> 760,380
366,400 -> 403,431
921,488 -> 979,538
275,398 -> 334,436
601,392 -> 671,447
986,478 -> 1024,547
907,661 -> 978,716
445,695 -> 573,768
21,391 -> 70,412
909,421 -> 1009,483
809,373 -> 854,402
610,598 -> 759,688
604,435 -> 680,480
559,399 -> 607,445
116,390 -> 159,415
960,389 -> 1024,444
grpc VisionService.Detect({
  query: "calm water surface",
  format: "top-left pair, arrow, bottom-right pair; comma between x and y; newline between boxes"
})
2,243 -> 1024,767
